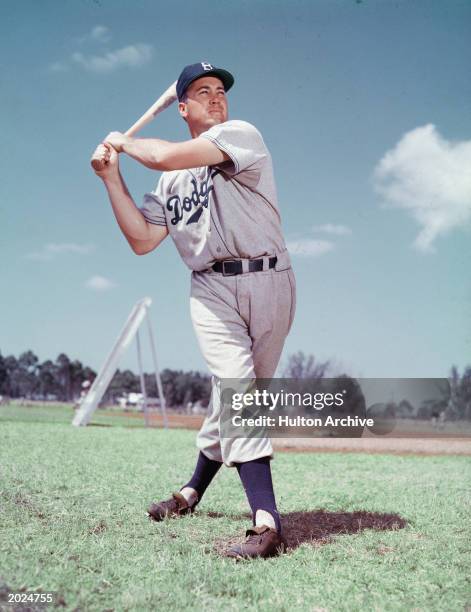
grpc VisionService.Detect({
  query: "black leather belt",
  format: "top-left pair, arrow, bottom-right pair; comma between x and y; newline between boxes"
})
212,256 -> 277,276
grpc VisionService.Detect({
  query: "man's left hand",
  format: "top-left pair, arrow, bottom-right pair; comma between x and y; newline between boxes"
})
103,132 -> 130,153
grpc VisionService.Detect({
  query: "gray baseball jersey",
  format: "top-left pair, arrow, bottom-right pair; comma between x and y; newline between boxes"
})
140,120 -> 287,270
140,120 -> 296,465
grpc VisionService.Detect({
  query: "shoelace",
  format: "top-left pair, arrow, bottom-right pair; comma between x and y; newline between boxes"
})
159,497 -> 180,513
246,532 -> 264,545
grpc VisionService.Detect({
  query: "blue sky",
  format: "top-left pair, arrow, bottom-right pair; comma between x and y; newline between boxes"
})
1,0 -> 470,378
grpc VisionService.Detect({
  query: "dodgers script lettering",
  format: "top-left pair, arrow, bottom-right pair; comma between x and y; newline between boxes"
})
166,177 -> 214,225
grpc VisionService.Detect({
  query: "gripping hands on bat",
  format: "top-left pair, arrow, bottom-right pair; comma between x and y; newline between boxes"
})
90,134 -> 126,177
90,140 -> 117,176
90,81 -> 178,173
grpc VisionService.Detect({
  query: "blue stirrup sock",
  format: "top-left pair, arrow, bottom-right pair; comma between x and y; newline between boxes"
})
235,456 -> 282,534
182,451 -> 223,504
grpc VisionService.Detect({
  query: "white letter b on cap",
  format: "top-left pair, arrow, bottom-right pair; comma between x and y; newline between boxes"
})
201,62 -> 213,71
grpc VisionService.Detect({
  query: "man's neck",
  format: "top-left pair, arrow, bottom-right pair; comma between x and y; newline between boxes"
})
189,120 -> 226,139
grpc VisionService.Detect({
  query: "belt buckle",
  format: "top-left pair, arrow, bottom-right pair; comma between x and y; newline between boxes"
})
222,260 -> 238,276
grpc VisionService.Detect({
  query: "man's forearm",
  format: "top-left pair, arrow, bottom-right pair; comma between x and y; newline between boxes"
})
103,131 -> 228,171
102,172 -> 152,244
122,138 -> 173,170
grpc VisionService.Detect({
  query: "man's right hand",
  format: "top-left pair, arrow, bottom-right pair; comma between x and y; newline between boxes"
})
91,141 -> 169,255
91,142 -> 119,178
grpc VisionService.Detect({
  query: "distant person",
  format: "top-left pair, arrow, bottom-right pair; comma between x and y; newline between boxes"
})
75,380 -> 92,411
438,410 -> 446,431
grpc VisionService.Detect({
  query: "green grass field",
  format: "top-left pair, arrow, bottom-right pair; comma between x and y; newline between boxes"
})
0,405 -> 470,611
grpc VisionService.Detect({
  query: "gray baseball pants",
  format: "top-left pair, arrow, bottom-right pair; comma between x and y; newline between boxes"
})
189,251 -> 296,466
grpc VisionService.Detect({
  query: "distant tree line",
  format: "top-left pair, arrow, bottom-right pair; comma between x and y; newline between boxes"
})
448,365 -> 471,420
0,350 -> 211,407
1,349 -> 470,419
282,351 -> 471,421
105,368 -> 211,406
0,351 -> 96,402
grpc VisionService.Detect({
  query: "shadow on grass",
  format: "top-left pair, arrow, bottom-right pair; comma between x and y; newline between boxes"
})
212,509 -> 407,555
281,509 -> 407,549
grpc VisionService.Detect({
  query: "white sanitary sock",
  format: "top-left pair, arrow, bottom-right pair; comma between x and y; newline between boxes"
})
180,487 -> 198,507
255,509 -> 276,530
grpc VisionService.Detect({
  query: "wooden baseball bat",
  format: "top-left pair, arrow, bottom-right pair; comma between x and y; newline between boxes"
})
91,80 -> 178,171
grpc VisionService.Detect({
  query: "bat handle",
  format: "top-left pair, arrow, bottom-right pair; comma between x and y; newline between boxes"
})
91,157 -> 107,171
90,142 -> 112,172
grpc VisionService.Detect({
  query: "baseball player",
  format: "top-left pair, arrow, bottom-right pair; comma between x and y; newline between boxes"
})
91,62 -> 296,558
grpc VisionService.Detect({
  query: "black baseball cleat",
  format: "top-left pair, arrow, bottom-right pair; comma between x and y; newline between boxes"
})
147,492 -> 197,522
225,525 -> 287,559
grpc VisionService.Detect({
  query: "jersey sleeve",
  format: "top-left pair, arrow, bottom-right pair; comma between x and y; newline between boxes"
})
200,120 -> 267,180
140,178 -> 168,227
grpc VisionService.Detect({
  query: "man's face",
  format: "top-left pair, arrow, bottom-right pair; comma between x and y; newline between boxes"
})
179,76 -> 228,135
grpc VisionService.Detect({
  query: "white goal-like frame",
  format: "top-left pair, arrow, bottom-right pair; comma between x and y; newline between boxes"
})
72,297 -> 168,428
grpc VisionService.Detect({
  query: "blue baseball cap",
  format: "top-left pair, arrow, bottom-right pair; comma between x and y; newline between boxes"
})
176,62 -> 234,101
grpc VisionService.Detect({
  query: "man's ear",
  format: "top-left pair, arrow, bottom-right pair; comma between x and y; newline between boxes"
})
178,101 -> 188,121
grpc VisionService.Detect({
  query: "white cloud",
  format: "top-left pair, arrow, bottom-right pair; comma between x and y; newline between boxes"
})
85,275 -> 116,291
48,61 -> 68,73
288,223 -> 351,257
287,238 -> 335,257
26,243 -> 94,261
312,223 -> 352,236
48,27 -> 151,75
72,43 -> 153,74
90,25 -> 111,43
75,25 -> 111,45
373,124 -> 471,252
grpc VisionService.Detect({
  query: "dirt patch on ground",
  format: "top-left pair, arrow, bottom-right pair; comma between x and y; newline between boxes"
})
272,437 -> 471,456
101,412 -> 471,455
